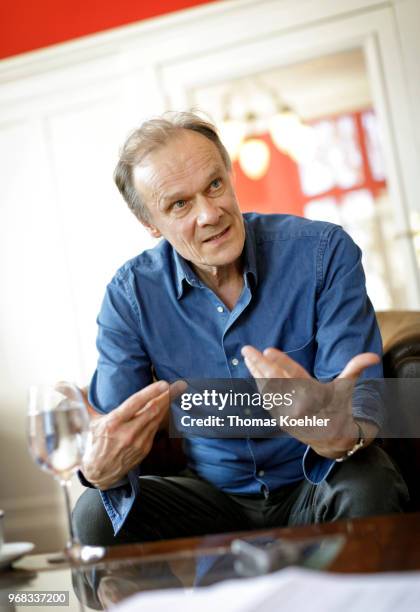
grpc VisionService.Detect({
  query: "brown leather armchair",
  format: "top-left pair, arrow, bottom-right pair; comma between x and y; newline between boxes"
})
377,311 -> 420,511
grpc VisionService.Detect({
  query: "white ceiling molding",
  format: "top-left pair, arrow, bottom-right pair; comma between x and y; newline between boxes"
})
0,0 -> 387,83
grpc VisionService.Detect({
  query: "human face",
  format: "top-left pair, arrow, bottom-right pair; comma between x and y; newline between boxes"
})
133,130 -> 245,277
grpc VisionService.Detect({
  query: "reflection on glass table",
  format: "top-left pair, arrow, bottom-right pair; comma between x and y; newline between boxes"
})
72,535 -> 345,610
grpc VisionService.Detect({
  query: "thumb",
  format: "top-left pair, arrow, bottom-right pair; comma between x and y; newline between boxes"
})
337,352 -> 380,381
115,380 -> 169,421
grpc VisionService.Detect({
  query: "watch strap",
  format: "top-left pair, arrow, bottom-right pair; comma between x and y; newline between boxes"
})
335,421 -> 366,462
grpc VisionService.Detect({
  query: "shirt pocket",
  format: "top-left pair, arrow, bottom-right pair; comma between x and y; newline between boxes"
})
283,333 -> 316,373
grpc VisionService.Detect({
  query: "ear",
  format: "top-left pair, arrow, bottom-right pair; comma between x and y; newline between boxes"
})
140,218 -> 162,239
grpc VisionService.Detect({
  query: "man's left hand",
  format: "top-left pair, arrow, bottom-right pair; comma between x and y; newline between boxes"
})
241,346 -> 380,459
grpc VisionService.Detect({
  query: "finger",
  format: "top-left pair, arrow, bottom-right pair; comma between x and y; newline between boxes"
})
134,381 -> 187,416
169,380 -> 188,401
242,345 -> 293,379
113,399 -> 166,444
337,353 -> 380,380
132,381 -> 186,423
134,388 -> 171,419
241,346 -> 271,378
262,348 -> 310,379
54,381 -> 85,404
241,346 -> 283,378
133,416 -> 162,457
114,381 -> 169,422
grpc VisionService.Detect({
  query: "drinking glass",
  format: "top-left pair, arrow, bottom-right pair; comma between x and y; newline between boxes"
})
27,382 -> 104,562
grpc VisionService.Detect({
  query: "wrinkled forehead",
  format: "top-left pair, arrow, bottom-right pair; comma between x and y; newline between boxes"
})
133,130 -> 226,202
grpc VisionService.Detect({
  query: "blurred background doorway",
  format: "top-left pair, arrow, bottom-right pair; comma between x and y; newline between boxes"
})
191,49 -> 410,310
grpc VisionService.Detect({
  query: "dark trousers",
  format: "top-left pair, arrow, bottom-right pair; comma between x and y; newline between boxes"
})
73,445 -> 409,546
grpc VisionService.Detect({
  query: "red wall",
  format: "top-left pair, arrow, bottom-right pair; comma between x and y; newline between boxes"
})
0,0 -> 216,60
233,134 -> 306,217
233,110 -> 386,218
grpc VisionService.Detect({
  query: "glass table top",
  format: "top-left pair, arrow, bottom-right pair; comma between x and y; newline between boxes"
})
1,533 -> 344,611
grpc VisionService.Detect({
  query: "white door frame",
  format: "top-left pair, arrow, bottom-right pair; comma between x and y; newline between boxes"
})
159,4 -> 420,307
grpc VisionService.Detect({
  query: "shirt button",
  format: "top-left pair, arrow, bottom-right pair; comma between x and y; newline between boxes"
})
231,358 -> 239,366
258,470 -> 265,477
217,306 -> 224,313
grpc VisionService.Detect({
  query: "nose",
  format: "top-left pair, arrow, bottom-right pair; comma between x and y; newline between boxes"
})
196,195 -> 222,226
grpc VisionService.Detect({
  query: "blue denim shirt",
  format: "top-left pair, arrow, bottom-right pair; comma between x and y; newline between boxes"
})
89,214 -> 383,533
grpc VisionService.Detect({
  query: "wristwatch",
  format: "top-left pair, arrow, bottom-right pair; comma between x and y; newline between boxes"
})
335,421 -> 366,462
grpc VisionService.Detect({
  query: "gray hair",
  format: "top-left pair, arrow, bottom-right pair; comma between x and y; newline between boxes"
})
114,111 -> 231,223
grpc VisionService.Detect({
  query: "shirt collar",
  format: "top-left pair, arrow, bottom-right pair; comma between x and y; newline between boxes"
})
173,216 -> 258,299
242,217 -> 258,289
173,250 -> 200,299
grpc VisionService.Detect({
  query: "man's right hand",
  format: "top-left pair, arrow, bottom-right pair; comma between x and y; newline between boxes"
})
81,380 -> 170,490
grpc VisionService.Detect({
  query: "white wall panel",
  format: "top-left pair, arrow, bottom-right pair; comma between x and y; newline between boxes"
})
0,66 -> 163,551
0,119 -> 77,549
47,96 -> 158,379
0,119 -> 82,388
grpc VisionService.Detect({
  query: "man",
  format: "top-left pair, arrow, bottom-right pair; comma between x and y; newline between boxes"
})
74,112 -> 408,546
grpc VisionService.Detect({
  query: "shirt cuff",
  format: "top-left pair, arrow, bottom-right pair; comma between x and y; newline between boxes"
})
77,469 -> 130,489
77,469 -> 96,489
302,446 -> 335,484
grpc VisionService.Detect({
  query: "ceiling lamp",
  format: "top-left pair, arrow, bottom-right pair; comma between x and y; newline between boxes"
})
218,80 -> 315,179
238,138 -> 271,180
219,117 -> 246,162
269,108 -> 300,153
269,107 -> 317,163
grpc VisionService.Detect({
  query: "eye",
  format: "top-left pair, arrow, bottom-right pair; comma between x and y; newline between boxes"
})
209,178 -> 222,190
172,200 -> 187,210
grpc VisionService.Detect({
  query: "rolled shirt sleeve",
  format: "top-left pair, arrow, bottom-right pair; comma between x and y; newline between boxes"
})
86,271 -> 153,533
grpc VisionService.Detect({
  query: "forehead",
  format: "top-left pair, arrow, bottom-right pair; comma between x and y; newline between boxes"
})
133,130 -> 225,202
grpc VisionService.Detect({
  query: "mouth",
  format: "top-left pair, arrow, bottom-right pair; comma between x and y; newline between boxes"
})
203,226 -> 230,243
